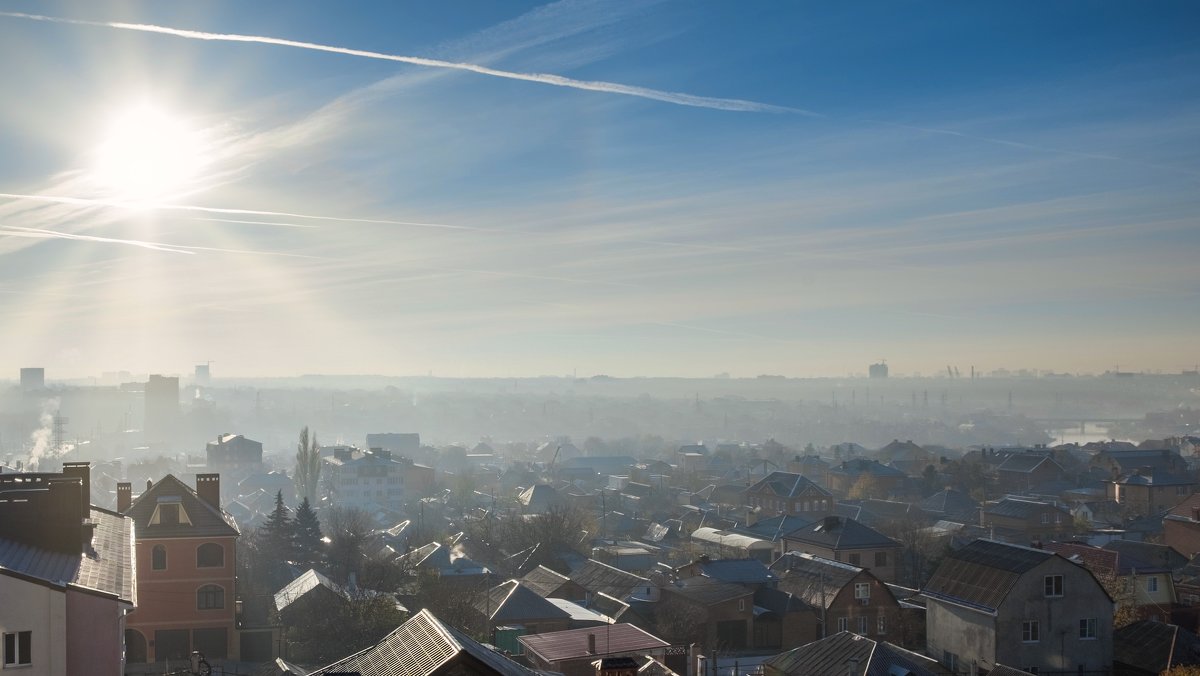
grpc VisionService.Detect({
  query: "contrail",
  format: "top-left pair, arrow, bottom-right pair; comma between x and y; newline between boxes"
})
0,225 -> 195,254
0,192 -> 487,232
0,11 -> 811,115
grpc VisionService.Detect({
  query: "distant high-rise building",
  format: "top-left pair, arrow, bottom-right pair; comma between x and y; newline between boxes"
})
194,363 -> 211,386
868,362 -> 889,379
19,367 -> 44,390
144,374 -> 180,445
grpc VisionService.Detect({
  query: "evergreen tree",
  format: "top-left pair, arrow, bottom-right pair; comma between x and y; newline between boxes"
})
259,490 -> 296,564
295,426 -> 322,504
293,496 -> 324,569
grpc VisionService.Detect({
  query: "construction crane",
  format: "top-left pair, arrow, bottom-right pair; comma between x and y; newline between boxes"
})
547,444 -> 562,472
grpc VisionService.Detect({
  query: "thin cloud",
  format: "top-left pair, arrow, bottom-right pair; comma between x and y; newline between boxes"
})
0,12 -> 810,115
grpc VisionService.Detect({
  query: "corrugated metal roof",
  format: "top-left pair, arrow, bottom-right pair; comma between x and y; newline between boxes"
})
309,608 -> 537,676
569,559 -> 649,600
0,507 -> 134,603
746,472 -> 831,499
782,517 -> 898,550
667,576 -> 751,605
921,539 -> 1052,613
763,631 -> 951,676
479,580 -> 572,622
695,558 -> 777,584
518,623 -> 668,663
521,565 -> 569,597
770,551 -> 863,610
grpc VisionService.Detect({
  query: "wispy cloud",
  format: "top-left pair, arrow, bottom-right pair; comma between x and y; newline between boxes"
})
0,11 -> 808,115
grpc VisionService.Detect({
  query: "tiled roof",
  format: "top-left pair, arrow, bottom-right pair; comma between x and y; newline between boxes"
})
309,609 -> 537,676
518,624 -> 668,663
125,474 -> 239,539
521,565 -> 569,597
0,507 -> 135,604
1042,542 -> 1118,579
770,551 -> 865,610
479,580 -> 572,622
763,631 -> 951,676
746,472 -> 831,499
921,539 -> 1052,613
569,559 -> 649,600
782,517 -> 899,551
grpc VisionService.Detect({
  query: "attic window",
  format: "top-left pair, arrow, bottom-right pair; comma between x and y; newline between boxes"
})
150,501 -> 192,526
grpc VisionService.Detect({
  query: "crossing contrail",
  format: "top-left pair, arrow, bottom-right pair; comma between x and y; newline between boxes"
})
0,11 -> 812,115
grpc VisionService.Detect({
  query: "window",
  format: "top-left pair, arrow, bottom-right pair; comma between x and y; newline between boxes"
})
877,614 -> 886,634
1025,668 -> 1039,675
152,545 -> 167,570
855,582 -> 871,600
1147,577 -> 1159,593
738,599 -> 745,611
1022,621 -> 1040,643
848,553 -> 861,566
3,632 -> 31,667
943,651 -> 957,672
196,543 -> 224,568
197,585 -> 225,610
1041,513 -> 1050,524
1079,618 -> 1097,640
857,616 -> 868,635
1179,485 -> 1190,496
838,617 -> 848,632
875,551 -> 888,567
1044,575 -> 1063,597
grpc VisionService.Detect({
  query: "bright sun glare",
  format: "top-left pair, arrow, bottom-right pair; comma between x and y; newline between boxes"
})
91,102 -> 211,202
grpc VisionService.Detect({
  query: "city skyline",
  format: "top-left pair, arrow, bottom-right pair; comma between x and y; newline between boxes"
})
1,1 -> 1198,378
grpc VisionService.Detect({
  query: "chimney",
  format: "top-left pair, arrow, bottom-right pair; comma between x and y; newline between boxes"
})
146,479 -> 153,492
61,462 -> 91,517
196,473 -> 221,509
117,482 -> 132,513
587,633 -> 596,655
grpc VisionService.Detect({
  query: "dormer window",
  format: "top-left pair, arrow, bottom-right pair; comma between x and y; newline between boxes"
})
150,497 -> 192,526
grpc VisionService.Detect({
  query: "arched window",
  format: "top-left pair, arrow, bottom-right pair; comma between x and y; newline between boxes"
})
152,545 -> 167,570
196,543 -> 224,568
197,585 -> 224,610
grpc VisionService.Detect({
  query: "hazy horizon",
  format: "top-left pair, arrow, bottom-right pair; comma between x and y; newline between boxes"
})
2,1 -> 1198,379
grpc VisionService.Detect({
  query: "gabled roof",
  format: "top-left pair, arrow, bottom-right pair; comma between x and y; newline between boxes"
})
518,624 -> 668,663
569,559 -> 649,600
997,454 -> 1062,474
667,576 -> 752,605
763,631 -> 951,676
746,472 -> 831,499
0,506 -> 135,604
1103,540 -> 1188,573
920,488 -> 979,517
308,608 -> 537,676
689,558 -> 777,585
983,497 -> 1068,520
830,459 -> 906,479
1113,467 -> 1195,486
478,580 -> 572,622
520,565 -> 570,597
770,551 -> 868,610
274,569 -> 346,612
125,474 -> 239,539
735,515 -> 814,541
1114,620 -> 1200,673
921,539 -> 1053,614
1042,542 -> 1118,579
783,517 -> 899,551
518,484 -> 559,508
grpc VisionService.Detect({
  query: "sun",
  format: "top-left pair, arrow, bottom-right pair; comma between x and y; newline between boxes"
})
90,102 -> 211,202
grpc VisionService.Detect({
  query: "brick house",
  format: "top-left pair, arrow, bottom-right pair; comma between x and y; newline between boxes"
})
980,497 -> 1074,544
120,473 -> 240,663
745,471 -> 834,519
780,516 -> 901,583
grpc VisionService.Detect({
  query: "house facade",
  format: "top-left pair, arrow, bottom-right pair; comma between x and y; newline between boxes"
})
745,471 -> 834,519
780,516 -> 902,583
922,539 -> 1114,675
121,473 -> 240,663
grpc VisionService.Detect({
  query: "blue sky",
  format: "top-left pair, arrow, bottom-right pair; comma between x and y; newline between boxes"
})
0,1 -> 1197,378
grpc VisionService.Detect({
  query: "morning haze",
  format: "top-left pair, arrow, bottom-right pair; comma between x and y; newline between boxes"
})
0,2 -> 1198,675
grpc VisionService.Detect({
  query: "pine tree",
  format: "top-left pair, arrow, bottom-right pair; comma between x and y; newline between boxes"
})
260,490 -> 296,564
293,496 -> 324,569
295,426 -> 322,505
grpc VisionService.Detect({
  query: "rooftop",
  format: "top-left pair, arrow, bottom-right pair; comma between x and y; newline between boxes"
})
518,624 -> 668,664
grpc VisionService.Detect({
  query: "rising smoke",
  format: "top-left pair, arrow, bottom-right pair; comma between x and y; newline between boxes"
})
26,397 -> 60,471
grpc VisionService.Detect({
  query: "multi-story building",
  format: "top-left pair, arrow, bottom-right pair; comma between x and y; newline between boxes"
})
143,374 -> 179,447
922,539 -> 1114,675
745,471 -> 834,519
323,447 -> 409,510
980,497 -> 1074,544
1108,467 -> 1196,516
205,433 -> 264,476
780,516 -> 902,583
0,462 -> 136,676
120,473 -> 240,663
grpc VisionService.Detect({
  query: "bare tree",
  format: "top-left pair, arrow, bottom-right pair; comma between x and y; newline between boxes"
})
295,426 -> 321,504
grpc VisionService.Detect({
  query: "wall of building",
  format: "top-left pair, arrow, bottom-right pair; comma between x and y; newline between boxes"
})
925,599 -> 996,674
65,589 -> 127,676
127,535 -> 238,661
0,577 -> 67,676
